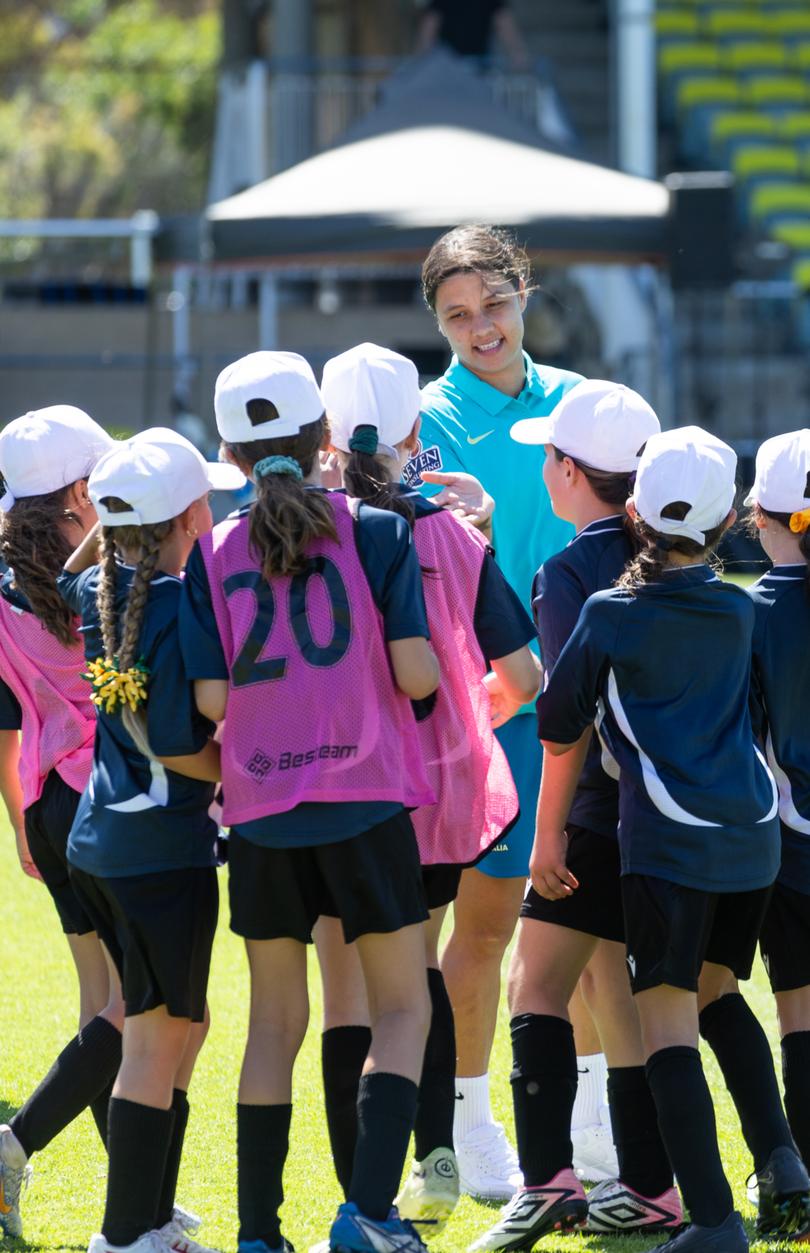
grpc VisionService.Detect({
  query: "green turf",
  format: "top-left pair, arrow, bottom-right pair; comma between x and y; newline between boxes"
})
0,822 -> 796,1253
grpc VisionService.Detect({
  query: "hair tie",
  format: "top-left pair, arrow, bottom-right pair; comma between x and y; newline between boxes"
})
348,426 -> 379,456
254,455 -> 304,481
789,506 -> 810,535
83,657 -> 149,714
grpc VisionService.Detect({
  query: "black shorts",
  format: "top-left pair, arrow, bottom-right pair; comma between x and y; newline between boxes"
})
422,863 -> 463,911
520,825 -> 624,943
229,810 -> 428,945
69,865 -> 218,1021
760,882 -> 810,993
621,873 -> 772,994
25,770 -> 94,936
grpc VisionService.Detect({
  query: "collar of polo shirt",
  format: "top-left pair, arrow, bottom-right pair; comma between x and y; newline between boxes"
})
445,351 -> 546,415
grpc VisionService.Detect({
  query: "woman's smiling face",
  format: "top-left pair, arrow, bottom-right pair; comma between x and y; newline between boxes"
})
434,271 -> 527,394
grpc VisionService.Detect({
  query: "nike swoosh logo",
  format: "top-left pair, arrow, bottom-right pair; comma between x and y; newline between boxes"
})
0,1180 -> 11,1215
467,430 -> 495,445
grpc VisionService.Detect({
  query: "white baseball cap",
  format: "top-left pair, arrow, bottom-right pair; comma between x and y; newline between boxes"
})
0,405 -> 115,512
744,429 -> 810,513
632,426 -> 737,545
89,427 -> 245,527
322,343 -> 420,457
510,380 -> 661,473
214,351 -> 324,443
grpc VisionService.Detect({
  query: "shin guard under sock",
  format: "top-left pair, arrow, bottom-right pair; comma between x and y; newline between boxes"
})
237,1103 -> 292,1248
10,1016 -> 122,1157
782,1031 -> 810,1168
414,968 -> 456,1160
510,1012 -> 577,1186
349,1072 -> 418,1221
700,993 -> 793,1171
607,1065 -> 673,1197
102,1098 -> 174,1246
645,1046 -> 733,1227
321,1025 -> 372,1195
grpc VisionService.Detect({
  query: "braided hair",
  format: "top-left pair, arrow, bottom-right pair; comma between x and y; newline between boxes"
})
0,485 -> 81,646
618,500 -> 728,592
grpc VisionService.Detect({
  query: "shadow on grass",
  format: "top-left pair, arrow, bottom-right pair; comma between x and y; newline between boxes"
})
0,1099 -> 20,1124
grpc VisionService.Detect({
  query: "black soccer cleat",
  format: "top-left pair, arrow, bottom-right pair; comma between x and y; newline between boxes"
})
646,1210 -> 748,1253
755,1145 -> 810,1238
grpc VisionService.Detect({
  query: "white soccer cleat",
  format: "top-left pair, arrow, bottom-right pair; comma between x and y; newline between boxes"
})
87,1231 -> 173,1253
572,1107 -> 619,1182
395,1146 -> 460,1230
585,1178 -> 684,1233
159,1214 -> 223,1253
456,1121 -> 523,1201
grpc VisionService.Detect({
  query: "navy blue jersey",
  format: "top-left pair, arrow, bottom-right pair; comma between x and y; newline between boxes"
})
532,516 -> 632,838
58,565 -> 217,877
179,491 -> 431,847
536,565 -> 780,892
749,565 -> 810,894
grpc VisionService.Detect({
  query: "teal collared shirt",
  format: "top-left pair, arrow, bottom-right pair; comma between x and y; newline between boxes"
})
408,352 -> 583,631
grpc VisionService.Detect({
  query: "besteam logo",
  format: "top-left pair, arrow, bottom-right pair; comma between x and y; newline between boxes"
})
246,744 -> 359,777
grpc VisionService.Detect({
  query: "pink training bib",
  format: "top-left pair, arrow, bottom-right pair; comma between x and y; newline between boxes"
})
200,493 -> 435,825
411,510 -> 518,865
0,597 -> 94,807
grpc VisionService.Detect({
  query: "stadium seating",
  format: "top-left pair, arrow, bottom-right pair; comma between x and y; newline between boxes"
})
657,0 -> 810,287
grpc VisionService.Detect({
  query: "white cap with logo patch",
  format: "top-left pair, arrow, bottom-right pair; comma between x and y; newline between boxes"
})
214,351 -> 324,444
510,380 -> 660,473
89,427 -> 245,527
632,426 -> 737,545
322,343 -> 420,458
0,405 -> 115,513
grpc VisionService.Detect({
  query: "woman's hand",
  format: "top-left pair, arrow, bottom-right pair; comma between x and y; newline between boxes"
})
15,825 -> 42,881
529,828 -> 578,900
319,450 -> 344,491
419,470 -> 495,534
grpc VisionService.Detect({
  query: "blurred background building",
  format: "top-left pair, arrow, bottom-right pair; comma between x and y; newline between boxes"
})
1,0 -> 809,454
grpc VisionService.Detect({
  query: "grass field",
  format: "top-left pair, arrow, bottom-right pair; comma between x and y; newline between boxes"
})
0,814 -> 794,1253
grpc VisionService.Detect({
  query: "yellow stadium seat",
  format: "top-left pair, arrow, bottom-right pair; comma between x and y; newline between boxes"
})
749,182 -> 810,220
659,42 -> 721,74
722,41 -> 788,71
703,10 -> 771,37
656,10 -> 701,35
771,11 -> 810,36
732,144 -> 801,178
771,221 -> 810,249
791,257 -> 810,291
676,77 -> 741,110
711,110 -> 779,144
745,76 -> 809,106
778,110 -> 810,139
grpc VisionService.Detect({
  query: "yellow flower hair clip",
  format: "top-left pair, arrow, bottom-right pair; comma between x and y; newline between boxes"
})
83,657 -> 150,714
789,507 -> 810,535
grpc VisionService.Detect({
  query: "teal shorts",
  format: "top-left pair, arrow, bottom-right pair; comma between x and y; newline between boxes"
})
477,714 -> 541,880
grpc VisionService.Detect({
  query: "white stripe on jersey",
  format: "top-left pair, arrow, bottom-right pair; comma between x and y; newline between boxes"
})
766,732 -> 810,835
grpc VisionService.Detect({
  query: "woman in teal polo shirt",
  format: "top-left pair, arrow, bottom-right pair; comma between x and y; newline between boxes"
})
408,224 -> 588,1198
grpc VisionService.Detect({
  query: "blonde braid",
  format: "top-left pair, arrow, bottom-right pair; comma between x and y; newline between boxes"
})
117,522 -> 170,672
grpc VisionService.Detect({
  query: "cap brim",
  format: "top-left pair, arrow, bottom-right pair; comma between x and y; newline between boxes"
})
510,416 -> 553,445
207,462 -> 247,491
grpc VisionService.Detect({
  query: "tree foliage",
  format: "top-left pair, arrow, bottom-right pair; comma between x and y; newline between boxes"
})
0,0 -> 220,220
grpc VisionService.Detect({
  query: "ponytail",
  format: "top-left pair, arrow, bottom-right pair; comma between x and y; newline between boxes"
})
343,425 -> 415,526
87,499 -> 171,749
0,485 -> 80,646
225,413 -> 337,578
618,500 -> 727,592
751,504 -> 810,598
550,446 -> 635,510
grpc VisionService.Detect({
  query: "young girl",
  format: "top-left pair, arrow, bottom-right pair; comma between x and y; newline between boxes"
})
744,430 -> 810,1228
59,428 -> 242,1253
313,342 -> 540,1231
413,224 -> 610,1194
505,426 -> 802,1253
0,406 -> 126,1240
179,351 -> 439,1253
471,380 -> 684,1252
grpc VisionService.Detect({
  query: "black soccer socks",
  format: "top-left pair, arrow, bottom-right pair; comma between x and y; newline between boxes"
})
321,1025 -> 372,1194
607,1065 -> 674,1198
700,993 -> 794,1171
237,1102 -> 292,1248
781,1031 -> 810,1168
349,1072 -> 418,1221
155,1088 -> 190,1228
103,1097 -> 174,1246
646,1045 -> 733,1227
414,967 -> 456,1160
510,1012 -> 578,1186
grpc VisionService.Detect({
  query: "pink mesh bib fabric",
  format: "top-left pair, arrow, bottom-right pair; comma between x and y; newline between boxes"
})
411,512 -> 518,865
200,493 -> 435,825
0,598 -> 94,807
